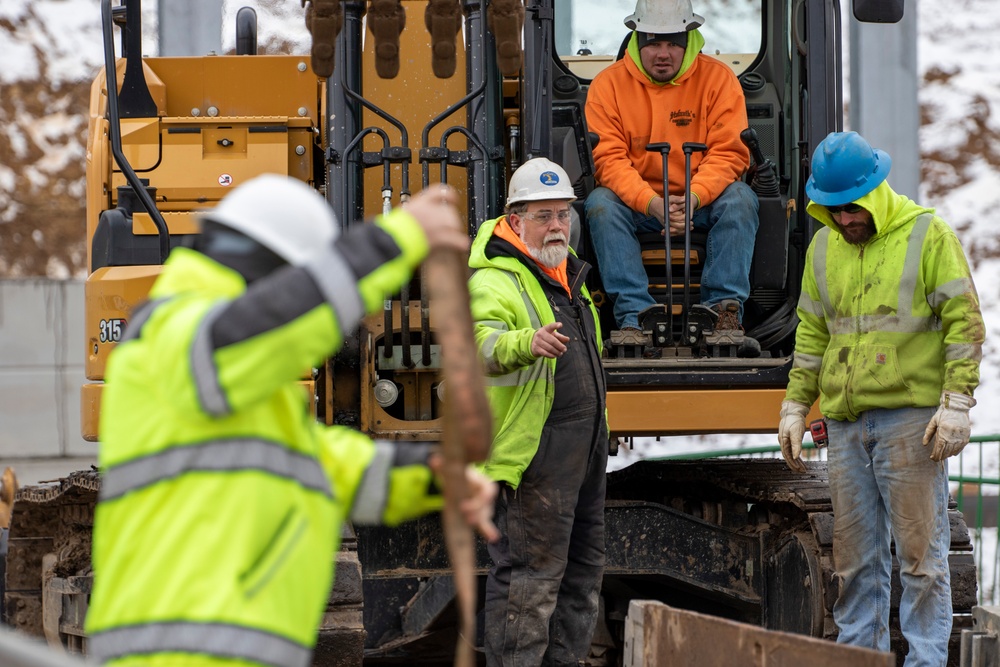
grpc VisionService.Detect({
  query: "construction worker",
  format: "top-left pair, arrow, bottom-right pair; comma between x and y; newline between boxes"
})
85,175 -> 498,667
779,132 -> 985,666
584,0 -> 760,357
0,467 -> 15,610
470,158 -> 608,666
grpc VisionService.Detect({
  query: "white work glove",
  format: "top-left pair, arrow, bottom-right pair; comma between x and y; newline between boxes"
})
923,392 -> 976,461
778,400 -> 810,473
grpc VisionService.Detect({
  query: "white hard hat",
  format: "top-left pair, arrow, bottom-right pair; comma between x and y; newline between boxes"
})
624,0 -> 704,33
506,158 -> 577,206
201,174 -> 339,266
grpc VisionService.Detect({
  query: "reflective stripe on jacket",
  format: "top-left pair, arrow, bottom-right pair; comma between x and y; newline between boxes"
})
468,215 -> 604,489
87,210 -> 444,667
786,181 -> 984,421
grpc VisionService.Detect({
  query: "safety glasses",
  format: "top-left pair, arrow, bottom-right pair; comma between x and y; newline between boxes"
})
825,202 -> 864,215
523,210 -> 572,226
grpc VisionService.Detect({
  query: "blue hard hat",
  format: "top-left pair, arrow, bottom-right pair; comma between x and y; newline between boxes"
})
805,131 -> 891,206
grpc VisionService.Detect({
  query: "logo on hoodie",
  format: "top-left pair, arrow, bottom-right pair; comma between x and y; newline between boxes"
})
671,110 -> 695,127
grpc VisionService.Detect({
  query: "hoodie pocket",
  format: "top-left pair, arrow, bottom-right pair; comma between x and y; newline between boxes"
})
821,344 -> 911,412
239,506 -> 308,600
853,344 -> 912,402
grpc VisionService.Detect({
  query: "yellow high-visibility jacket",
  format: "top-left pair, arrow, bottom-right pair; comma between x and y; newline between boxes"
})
469,215 -> 605,489
87,210 -> 444,667
786,181 -> 984,421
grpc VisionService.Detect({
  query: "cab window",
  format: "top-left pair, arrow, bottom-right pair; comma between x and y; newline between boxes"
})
556,0 -> 763,77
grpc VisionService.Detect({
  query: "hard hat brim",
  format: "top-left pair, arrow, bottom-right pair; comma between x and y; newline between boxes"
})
624,12 -> 705,33
506,193 -> 578,206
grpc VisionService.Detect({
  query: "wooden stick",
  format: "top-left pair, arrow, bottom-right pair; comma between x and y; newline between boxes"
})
424,246 -> 491,667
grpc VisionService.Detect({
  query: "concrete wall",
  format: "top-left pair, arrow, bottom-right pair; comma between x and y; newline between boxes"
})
0,280 -> 95,484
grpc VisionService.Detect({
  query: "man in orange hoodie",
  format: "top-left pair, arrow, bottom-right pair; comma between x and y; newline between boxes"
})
585,0 -> 760,357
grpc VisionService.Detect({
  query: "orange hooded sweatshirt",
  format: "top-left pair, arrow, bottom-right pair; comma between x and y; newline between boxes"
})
585,30 -> 750,213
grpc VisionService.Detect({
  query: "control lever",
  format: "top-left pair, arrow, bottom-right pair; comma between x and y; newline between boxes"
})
740,128 -> 780,197
682,142 -> 707,340
645,142 -> 674,345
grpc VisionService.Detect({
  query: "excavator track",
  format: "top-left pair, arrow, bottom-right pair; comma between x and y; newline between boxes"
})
4,470 -> 98,650
351,458 -> 977,665
603,459 -> 977,666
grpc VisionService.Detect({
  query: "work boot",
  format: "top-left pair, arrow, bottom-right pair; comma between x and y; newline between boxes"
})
713,299 -> 742,333
695,299 -> 761,358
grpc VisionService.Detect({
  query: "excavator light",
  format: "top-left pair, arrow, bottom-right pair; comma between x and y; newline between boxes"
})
374,379 -> 400,407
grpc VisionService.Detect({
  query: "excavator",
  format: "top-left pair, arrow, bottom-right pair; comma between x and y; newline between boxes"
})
3,0 -> 977,665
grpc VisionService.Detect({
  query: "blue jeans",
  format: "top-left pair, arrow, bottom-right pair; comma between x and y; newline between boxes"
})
583,182 -> 759,329
827,407 -> 952,667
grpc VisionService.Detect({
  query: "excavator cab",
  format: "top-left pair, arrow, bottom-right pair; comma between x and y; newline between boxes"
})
561,0 -> 812,434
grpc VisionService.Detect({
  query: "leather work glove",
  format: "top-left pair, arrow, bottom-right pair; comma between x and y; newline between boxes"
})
778,400 -> 811,473
923,392 -> 976,461
0,467 -> 17,528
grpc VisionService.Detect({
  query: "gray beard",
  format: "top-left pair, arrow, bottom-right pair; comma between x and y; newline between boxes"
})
527,243 -> 568,268
520,228 -> 569,268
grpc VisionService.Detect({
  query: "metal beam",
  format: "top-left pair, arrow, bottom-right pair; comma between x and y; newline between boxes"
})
606,388 -> 821,436
623,600 -> 895,667
604,501 -> 762,606
849,0 -> 920,201
961,606 -> 1000,667
554,0 -> 574,55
